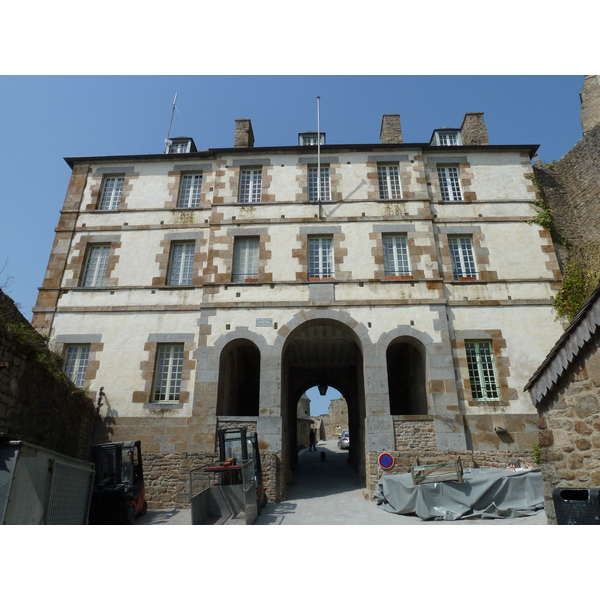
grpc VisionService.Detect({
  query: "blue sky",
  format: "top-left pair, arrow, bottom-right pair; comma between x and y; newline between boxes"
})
0,75 -> 587,416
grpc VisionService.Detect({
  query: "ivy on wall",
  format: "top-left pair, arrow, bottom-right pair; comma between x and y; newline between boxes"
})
528,173 -> 600,321
552,244 -> 600,320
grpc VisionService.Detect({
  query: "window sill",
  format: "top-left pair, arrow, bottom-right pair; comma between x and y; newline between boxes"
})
309,277 -> 335,282
456,277 -> 477,282
467,399 -> 507,406
144,403 -> 183,410
385,275 -> 412,280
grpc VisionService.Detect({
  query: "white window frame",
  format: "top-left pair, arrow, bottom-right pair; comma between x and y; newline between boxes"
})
465,341 -> 500,401
437,166 -> 463,202
152,344 -> 184,402
168,140 -> 191,154
232,237 -> 259,282
308,235 -> 334,279
308,166 -> 331,202
382,234 -> 410,277
436,131 -> 462,146
98,177 -> 124,210
299,133 -> 325,146
63,345 -> 90,387
178,173 -> 202,208
239,169 -> 262,203
449,236 -> 477,280
378,165 -> 402,200
168,242 -> 195,286
81,244 -> 111,287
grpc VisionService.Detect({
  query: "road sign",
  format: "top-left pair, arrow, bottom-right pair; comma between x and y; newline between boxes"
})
378,453 -> 394,469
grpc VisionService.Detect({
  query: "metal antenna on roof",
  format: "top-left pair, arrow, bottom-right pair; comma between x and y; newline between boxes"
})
164,93 -> 178,153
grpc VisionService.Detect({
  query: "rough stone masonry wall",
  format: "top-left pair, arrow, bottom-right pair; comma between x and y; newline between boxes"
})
99,413 -> 283,508
536,337 -> 600,525
0,290 -> 95,461
534,121 -> 600,248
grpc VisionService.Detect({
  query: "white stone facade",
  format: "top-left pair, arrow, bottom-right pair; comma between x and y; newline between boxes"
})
33,114 -> 566,504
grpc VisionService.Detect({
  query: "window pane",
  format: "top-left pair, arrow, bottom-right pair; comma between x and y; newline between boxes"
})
378,166 -> 401,199
239,169 -> 262,203
98,177 -> 123,210
438,166 -> 463,202
82,245 -> 110,287
152,344 -> 184,402
383,234 -> 410,276
466,341 -> 499,400
168,242 -> 195,285
64,345 -> 90,387
449,237 -> 477,279
179,174 -> 202,208
308,167 -> 330,202
308,236 -> 333,278
233,237 -> 259,282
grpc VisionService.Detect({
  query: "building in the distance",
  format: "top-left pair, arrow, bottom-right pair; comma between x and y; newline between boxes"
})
32,111 -> 565,505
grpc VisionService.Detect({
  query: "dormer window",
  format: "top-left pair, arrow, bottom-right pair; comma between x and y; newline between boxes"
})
431,129 -> 462,146
299,132 -> 326,146
165,137 -> 197,154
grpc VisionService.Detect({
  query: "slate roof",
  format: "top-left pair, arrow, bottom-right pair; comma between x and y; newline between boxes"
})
525,284 -> 600,407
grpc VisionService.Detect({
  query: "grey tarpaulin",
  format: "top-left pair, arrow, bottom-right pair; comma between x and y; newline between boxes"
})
374,468 -> 544,520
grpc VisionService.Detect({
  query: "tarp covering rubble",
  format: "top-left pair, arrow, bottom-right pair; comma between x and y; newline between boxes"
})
374,467 -> 544,521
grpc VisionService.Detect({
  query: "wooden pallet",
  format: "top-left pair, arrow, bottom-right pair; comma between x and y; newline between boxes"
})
410,456 -> 463,485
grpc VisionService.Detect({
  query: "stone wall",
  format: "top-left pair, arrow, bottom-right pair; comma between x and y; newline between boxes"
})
315,397 -> 348,440
394,416 -> 437,450
534,121 -> 600,248
0,290 -> 95,461
536,337 -> 600,524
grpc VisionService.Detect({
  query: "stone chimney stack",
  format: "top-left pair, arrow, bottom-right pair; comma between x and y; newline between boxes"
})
580,75 -> 600,136
234,119 -> 255,148
460,112 -> 489,145
380,114 -> 403,144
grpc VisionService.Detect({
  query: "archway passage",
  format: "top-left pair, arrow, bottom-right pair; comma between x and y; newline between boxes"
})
281,319 -> 365,487
216,340 -> 260,416
387,339 -> 427,415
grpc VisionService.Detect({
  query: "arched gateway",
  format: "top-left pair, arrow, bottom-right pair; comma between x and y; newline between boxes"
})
210,309 -> 431,500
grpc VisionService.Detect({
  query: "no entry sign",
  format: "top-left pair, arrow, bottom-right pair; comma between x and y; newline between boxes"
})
378,453 -> 394,469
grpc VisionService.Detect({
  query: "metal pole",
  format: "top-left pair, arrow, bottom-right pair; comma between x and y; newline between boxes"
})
317,96 -> 322,219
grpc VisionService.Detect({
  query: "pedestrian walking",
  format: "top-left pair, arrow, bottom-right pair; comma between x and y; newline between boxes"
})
309,429 -> 317,451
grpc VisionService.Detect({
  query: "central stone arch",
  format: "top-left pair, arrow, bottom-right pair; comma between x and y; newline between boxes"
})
276,309 -> 371,487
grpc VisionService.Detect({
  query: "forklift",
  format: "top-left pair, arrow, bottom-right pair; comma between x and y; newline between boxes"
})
89,440 -> 147,525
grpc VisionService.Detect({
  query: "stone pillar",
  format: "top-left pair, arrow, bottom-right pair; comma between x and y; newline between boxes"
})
363,343 -> 395,452
380,114 -> 402,144
460,112 -> 489,145
234,119 -> 255,148
580,75 -> 600,136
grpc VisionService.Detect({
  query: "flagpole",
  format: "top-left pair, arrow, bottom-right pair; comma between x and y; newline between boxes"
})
317,96 -> 322,219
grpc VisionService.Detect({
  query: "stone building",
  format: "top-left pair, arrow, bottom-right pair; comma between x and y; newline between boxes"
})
296,393 -> 313,447
525,76 -> 600,523
32,111 -> 565,506
525,284 -> 600,524
317,396 -> 349,440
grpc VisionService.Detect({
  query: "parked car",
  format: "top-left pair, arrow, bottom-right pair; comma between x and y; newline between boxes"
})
338,431 -> 350,450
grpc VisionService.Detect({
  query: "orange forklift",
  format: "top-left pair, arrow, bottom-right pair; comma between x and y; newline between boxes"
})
89,440 -> 147,525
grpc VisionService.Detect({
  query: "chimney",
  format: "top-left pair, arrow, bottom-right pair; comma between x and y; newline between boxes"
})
580,75 -> 600,136
234,119 -> 255,148
460,113 -> 489,145
380,114 -> 402,144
